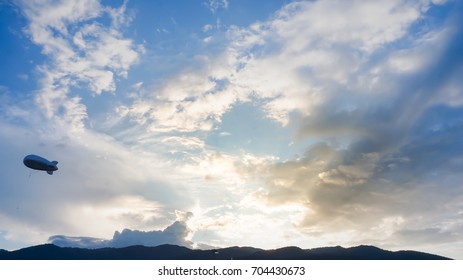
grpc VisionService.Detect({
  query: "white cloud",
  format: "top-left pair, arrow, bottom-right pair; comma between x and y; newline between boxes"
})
0,86 -> 34,121
204,0 -> 229,14
132,81 -> 143,90
49,219 -> 194,248
104,0 -> 133,29
20,0 -> 102,35
19,0 -> 142,132
223,0 -> 440,124
120,69 -> 248,132
272,0 -> 425,52
100,2 -> 463,257
0,113 -> 196,249
203,24 -> 213,32
117,0 -> 440,130
5,0 -> 462,259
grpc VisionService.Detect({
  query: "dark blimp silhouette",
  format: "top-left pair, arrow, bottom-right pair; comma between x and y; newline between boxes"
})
23,154 -> 58,175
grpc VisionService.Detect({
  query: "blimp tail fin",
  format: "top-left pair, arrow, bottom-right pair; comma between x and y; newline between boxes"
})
51,161 -> 58,166
47,170 -> 54,175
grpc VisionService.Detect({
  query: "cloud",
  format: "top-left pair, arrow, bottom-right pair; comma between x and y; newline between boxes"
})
272,0 -> 425,52
0,4 -> 150,246
117,71 -> 247,132
208,1 -> 463,254
204,0 -> 229,14
239,0 -> 449,123
203,24 -> 213,32
3,0 -> 463,259
0,115 -> 195,249
49,216 -> 194,248
391,228 -> 460,246
116,0 -> 444,132
102,1 -> 463,254
18,0 -> 142,131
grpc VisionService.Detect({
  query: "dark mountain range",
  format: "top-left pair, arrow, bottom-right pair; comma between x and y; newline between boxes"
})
0,244 -> 451,260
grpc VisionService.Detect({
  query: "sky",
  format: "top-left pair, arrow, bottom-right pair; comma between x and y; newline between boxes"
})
0,0 -> 462,259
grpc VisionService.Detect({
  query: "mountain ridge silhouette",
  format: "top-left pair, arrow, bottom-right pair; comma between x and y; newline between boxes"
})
0,244 -> 451,260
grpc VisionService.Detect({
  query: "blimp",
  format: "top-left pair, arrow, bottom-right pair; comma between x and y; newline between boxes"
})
23,154 -> 58,175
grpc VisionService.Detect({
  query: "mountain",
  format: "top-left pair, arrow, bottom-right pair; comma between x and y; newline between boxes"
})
0,244 -> 451,260
0,244 -> 191,260
243,245 -> 451,260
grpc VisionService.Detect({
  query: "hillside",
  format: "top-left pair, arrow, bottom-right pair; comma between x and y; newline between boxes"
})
0,244 -> 451,260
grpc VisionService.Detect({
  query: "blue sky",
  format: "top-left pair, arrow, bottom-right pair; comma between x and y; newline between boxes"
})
1,0 -> 463,259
